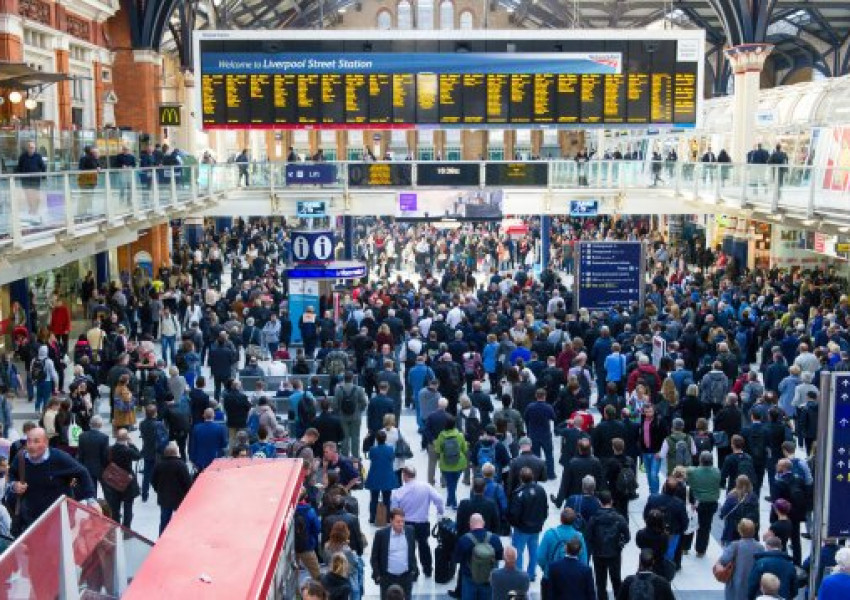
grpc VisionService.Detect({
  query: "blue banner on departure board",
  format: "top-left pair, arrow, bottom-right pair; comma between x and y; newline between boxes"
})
576,241 -> 643,312
828,373 -> 850,537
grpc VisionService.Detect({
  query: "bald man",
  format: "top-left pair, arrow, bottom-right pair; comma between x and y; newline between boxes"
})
490,546 -> 530,600
454,513 -> 504,599
8,427 -> 97,534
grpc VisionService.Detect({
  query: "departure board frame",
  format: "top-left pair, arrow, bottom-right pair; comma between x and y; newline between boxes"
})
195,30 -> 704,130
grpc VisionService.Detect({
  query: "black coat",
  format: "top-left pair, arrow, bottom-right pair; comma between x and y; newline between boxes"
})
508,482 -> 548,533
559,455 -> 606,499
105,443 -> 141,499
591,419 -> 627,459
457,494 -> 500,537
370,524 -> 418,580
314,411 -> 345,448
77,429 -> 109,480
223,390 -> 251,428
506,451 -> 547,497
586,507 -> 631,557
151,455 -> 192,509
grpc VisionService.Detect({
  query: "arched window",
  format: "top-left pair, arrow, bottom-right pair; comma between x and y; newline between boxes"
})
459,10 -> 474,29
417,0 -> 434,29
398,0 -> 412,29
377,9 -> 392,29
439,0 -> 454,29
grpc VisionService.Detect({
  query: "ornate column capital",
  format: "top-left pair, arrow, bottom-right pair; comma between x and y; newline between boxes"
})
724,43 -> 774,74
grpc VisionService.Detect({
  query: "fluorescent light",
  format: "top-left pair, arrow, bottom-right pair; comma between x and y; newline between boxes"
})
838,226 -> 849,233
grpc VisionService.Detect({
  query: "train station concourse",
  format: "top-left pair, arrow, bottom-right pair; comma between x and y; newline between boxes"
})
2,1 -> 850,599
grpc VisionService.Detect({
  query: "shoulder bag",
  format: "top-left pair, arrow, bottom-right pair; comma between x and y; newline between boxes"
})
394,432 -> 414,460
712,543 -> 736,583
102,449 -> 133,493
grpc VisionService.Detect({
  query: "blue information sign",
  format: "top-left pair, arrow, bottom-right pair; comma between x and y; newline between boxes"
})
576,241 -> 644,312
285,163 -> 338,185
291,230 -> 335,263
287,264 -> 367,279
828,374 -> 850,537
570,200 -> 598,217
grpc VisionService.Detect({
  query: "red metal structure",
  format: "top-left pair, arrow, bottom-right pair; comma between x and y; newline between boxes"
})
124,458 -> 305,599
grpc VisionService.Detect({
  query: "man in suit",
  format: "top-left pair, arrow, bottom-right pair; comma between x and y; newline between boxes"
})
77,414 -> 109,495
370,507 -> 419,599
188,408 -> 228,473
549,537 -> 596,600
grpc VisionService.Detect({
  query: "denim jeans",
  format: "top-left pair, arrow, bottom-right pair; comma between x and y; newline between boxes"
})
141,457 -> 156,500
642,452 -> 661,495
511,530 -> 540,579
444,470 -> 461,508
161,335 -> 176,365
461,578 -> 491,600
35,380 -> 53,412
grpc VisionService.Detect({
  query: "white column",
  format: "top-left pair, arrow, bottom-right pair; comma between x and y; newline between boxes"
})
724,44 -> 773,163
181,71 -> 199,158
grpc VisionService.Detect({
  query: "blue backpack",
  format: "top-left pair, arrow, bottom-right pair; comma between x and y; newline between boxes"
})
154,421 -> 169,453
476,444 -> 496,470
247,411 -> 260,437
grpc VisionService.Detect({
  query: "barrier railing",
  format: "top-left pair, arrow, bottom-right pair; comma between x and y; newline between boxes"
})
2,160 -> 849,247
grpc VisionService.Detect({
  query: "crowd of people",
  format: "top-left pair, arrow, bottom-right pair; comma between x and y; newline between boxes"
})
2,213 -> 850,600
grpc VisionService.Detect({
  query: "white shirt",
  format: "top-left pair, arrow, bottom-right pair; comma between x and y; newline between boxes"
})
447,306 -> 464,329
387,528 -> 409,575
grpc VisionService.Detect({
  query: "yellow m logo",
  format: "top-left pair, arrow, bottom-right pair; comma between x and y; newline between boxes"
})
159,106 -> 181,126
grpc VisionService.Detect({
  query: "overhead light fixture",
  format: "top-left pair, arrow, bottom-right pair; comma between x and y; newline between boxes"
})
24,98 -> 36,110
802,219 -> 815,226
838,226 -> 849,233
8,91 -> 22,104
338,6 -> 346,12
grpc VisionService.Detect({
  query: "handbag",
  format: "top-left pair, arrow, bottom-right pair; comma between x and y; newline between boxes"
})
685,504 -> 699,535
713,559 -> 735,583
395,433 -> 414,460
102,450 -> 133,493
375,502 -> 388,527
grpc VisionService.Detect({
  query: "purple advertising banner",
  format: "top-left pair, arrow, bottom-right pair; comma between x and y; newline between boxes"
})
399,193 -> 417,212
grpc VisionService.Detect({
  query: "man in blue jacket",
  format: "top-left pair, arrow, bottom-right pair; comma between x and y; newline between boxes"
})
189,408 -> 228,472
549,537 -> 596,600
747,536 -> 798,600
590,327 -> 613,397
525,389 -> 556,480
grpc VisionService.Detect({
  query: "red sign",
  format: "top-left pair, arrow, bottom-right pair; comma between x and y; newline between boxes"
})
814,232 -> 827,254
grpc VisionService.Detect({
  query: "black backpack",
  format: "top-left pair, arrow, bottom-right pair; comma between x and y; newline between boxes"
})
298,392 -> 316,425
101,333 -> 119,363
747,427 -> 767,464
628,573 -> 656,600
736,453 -> 757,484
463,409 -> 482,444
339,386 -> 357,416
615,458 -> 639,499
30,358 -> 47,383
446,363 -> 463,389
293,510 -> 311,553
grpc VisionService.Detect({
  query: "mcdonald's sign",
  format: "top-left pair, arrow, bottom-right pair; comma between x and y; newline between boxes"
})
158,105 -> 181,126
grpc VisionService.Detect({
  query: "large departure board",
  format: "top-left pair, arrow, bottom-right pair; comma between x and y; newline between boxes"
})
196,31 -> 703,129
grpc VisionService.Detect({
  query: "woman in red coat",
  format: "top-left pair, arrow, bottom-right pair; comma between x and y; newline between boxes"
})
50,297 -> 72,355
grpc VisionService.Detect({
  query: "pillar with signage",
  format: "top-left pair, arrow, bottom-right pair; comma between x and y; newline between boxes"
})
343,216 -> 355,261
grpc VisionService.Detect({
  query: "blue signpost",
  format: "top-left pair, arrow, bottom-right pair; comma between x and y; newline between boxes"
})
827,373 -> 850,537
575,241 -> 644,313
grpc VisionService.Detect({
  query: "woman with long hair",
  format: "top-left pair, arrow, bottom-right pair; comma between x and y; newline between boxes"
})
323,521 -> 364,600
719,474 -> 760,545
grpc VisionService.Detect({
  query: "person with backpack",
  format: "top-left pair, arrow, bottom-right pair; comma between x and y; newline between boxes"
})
290,379 -> 316,438
333,371 -> 368,459
586,490 -> 630,600
615,548 -> 675,600
31,345 -> 59,413
436,415 -> 468,510
699,361 -> 730,419
508,467 -> 548,581
469,424 -> 512,482
715,394 -> 744,468
686,450 -> 721,557
607,437 -> 638,518
656,418 -> 696,476
771,458 -> 806,565
537,508 -> 588,600
643,478 -> 689,570
454,512 -> 504,600
293,488 -> 322,580
721,434 -> 758,492
796,390 -> 819,454
458,396 -> 483,485
637,404 -> 668,495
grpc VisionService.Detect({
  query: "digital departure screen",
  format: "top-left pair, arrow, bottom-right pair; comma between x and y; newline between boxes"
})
348,163 -> 413,187
196,32 -> 702,129
485,163 -> 549,187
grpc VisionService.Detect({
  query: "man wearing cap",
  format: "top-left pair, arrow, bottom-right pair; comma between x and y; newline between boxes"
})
506,436 -> 546,498
391,465 -> 445,578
